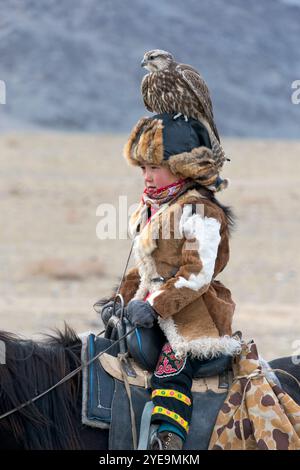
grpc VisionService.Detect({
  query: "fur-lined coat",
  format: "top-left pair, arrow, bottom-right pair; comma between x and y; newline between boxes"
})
119,187 -> 241,359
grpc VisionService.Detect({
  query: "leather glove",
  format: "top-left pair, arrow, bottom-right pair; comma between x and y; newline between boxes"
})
125,300 -> 158,328
101,300 -> 123,326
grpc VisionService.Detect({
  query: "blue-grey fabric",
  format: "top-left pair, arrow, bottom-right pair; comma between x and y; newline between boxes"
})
126,300 -> 157,328
83,335 -> 120,426
109,380 -> 151,450
125,320 -> 166,371
192,354 -> 232,378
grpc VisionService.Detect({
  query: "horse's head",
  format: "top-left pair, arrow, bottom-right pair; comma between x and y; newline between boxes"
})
0,325 -> 82,449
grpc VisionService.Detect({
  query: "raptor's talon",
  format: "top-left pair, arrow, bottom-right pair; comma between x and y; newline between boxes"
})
173,113 -> 182,120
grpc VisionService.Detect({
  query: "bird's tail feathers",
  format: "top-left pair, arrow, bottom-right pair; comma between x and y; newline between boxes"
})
201,119 -> 227,167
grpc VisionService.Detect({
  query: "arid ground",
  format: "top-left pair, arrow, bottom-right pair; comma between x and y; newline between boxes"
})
1,133 -> 299,361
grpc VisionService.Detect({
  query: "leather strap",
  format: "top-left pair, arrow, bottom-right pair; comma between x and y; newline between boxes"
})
118,353 -> 138,449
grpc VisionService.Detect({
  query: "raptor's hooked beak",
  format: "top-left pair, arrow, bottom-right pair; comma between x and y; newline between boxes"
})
141,59 -> 147,68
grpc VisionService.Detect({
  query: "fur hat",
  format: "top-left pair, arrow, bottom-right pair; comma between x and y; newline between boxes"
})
123,113 -> 229,191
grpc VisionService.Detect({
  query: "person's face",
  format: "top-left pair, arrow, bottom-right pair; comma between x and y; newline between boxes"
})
141,164 -> 178,191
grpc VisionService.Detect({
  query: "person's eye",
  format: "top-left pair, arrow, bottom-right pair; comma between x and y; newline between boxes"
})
151,166 -> 158,170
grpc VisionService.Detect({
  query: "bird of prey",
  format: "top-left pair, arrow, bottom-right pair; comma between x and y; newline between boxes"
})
141,49 -> 226,163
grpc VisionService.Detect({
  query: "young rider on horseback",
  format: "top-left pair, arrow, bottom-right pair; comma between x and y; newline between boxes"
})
102,112 -> 241,450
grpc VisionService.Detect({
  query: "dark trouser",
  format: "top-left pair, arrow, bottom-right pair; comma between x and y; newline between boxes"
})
150,342 -> 195,440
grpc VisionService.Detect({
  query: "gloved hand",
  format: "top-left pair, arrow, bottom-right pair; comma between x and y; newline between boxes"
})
101,300 -> 123,326
126,300 -> 158,328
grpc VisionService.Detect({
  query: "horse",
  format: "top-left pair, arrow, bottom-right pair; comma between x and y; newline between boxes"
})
0,324 -> 299,450
0,325 -> 108,450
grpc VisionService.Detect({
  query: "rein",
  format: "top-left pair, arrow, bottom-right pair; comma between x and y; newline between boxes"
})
0,325 -> 137,422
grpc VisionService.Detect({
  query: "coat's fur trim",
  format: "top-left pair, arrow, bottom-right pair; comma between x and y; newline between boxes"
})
158,316 -> 242,360
123,118 -> 164,167
132,235 -> 157,301
175,206 -> 221,291
132,219 -> 164,301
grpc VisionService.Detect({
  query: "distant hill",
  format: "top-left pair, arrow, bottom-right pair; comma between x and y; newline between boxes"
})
0,0 -> 299,137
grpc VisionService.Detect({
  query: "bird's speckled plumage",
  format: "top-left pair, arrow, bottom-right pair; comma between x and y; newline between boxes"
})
141,50 -> 226,162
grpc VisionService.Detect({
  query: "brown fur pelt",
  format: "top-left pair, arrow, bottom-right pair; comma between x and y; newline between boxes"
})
123,117 -> 164,167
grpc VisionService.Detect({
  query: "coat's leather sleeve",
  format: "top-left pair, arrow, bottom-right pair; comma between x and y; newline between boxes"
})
118,267 -> 141,305
147,204 -> 222,319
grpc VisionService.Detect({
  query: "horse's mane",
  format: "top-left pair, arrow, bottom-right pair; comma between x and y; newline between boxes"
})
0,324 -> 83,450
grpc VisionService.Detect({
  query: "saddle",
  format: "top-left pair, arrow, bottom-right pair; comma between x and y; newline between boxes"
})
81,330 -> 233,450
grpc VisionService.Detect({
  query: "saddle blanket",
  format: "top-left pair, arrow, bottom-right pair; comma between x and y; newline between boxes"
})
81,334 -> 231,450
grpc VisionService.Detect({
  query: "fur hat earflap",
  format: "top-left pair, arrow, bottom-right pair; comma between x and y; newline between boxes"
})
168,147 -> 215,183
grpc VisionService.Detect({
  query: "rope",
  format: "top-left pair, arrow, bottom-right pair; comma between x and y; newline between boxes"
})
116,238 -> 135,297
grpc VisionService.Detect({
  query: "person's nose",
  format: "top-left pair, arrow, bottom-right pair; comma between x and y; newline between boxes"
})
144,169 -> 153,182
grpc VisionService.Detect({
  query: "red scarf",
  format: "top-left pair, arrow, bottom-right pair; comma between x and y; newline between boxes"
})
142,179 -> 191,215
